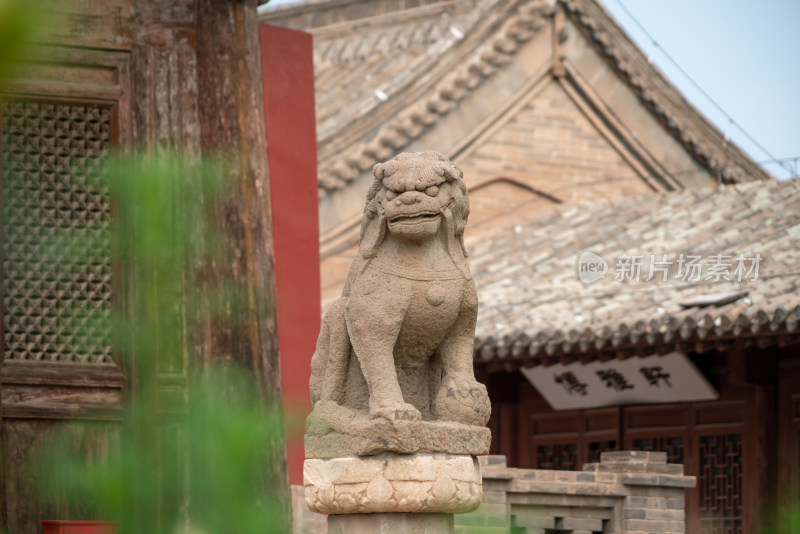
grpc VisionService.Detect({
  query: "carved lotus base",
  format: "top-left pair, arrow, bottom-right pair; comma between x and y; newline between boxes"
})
303,452 -> 482,515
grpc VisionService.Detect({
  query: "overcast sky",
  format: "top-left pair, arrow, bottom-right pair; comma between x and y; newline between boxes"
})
262,0 -> 799,180
602,0 -> 799,180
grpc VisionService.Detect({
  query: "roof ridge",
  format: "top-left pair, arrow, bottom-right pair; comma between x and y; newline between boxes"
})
561,0 -> 771,184
313,7 -> 471,69
316,0 -> 509,155
310,1 -> 466,40
260,0 -> 462,29
316,0 -> 772,195
319,0 -> 553,193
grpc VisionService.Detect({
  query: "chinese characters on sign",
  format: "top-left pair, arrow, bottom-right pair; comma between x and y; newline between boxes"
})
640,366 -> 671,387
555,372 -> 588,396
597,369 -> 634,391
522,352 -> 717,410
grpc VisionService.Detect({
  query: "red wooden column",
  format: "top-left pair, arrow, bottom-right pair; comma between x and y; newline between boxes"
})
259,23 -> 320,486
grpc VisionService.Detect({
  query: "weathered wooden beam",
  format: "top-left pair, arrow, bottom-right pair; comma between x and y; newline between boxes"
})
2,361 -> 126,388
195,0 -> 289,526
195,0 -> 281,392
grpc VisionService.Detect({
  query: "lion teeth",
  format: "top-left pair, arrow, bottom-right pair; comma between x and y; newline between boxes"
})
390,212 -> 439,223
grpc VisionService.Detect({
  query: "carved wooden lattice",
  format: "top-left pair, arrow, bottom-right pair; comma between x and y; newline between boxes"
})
698,433 -> 743,534
536,443 -> 578,470
1,100 -> 113,363
631,436 -> 685,464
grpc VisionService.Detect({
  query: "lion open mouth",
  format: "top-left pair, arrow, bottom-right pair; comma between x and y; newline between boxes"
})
388,211 -> 440,225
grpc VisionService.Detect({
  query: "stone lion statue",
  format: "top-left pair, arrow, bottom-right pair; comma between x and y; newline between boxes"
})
305,152 -> 491,458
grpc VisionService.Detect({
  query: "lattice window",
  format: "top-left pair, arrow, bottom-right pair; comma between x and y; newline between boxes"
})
631,436 -> 685,464
698,433 -> 743,534
536,443 -> 577,470
1,100 -> 112,363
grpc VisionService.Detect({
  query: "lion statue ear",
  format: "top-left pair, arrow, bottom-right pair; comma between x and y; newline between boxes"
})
341,166 -> 388,296
372,162 -> 385,180
360,211 -> 387,261
360,164 -> 390,261
438,180 -> 472,281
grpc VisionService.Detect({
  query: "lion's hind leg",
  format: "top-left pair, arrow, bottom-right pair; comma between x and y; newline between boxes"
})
310,298 -> 350,406
308,299 -> 363,436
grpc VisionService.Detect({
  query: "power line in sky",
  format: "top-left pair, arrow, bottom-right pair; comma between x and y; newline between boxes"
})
611,0 -> 793,176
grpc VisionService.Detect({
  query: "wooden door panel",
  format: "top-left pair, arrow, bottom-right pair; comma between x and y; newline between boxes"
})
0,48 -> 132,531
527,406 -> 619,469
1,418 -> 119,532
778,366 -> 800,531
694,431 -> 744,534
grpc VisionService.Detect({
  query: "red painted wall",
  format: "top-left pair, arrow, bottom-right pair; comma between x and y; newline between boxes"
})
259,23 -> 320,486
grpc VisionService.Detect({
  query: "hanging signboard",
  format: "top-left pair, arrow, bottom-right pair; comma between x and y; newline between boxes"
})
520,352 -> 717,410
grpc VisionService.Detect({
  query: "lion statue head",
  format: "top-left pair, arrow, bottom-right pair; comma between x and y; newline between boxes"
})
343,152 -> 470,294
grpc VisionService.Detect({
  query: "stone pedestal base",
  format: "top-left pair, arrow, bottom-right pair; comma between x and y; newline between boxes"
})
304,452 -> 481,514
304,407 -> 492,458
328,513 -> 454,534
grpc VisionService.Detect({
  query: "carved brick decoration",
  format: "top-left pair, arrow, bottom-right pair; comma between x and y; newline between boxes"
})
698,433 -> 743,534
1,100 -> 113,364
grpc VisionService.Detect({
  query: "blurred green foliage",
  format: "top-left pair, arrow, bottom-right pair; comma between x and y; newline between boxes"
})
0,0 -> 60,87
40,365 -> 285,534
0,0 -> 36,84
764,508 -> 800,534
36,155 -> 287,534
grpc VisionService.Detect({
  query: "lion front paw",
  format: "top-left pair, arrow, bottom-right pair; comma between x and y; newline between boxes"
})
369,400 -> 422,422
433,376 -> 491,426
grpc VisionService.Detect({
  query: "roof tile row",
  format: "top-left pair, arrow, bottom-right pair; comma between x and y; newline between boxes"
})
468,179 -> 800,364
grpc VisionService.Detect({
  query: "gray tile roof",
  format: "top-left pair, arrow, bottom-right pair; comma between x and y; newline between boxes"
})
264,0 -> 770,194
468,179 -> 800,367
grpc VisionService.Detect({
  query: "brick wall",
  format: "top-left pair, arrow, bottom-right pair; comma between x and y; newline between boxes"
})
458,451 -> 695,534
457,81 -> 651,211
292,450 -> 695,533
